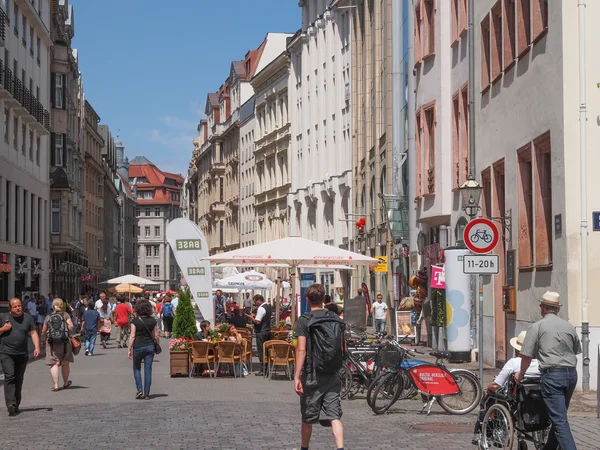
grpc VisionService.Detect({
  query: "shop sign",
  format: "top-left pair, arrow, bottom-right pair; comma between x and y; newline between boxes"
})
81,274 -> 93,282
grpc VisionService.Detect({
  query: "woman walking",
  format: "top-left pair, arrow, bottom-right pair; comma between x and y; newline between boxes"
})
42,298 -> 74,391
128,299 -> 159,400
98,302 -> 112,349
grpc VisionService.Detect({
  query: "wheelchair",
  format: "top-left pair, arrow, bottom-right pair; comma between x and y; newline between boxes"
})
473,375 -> 551,450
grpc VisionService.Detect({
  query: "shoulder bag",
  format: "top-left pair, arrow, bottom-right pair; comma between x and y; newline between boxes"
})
137,318 -> 162,354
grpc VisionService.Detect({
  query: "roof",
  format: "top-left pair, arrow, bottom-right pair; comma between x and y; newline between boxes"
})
130,155 -> 154,164
128,160 -> 183,206
116,173 -> 133,198
240,97 -> 255,123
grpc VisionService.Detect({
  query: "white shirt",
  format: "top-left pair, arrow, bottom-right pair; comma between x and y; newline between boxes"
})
243,296 -> 252,308
95,299 -> 104,310
372,301 -> 388,320
494,356 -> 540,387
255,302 -> 268,323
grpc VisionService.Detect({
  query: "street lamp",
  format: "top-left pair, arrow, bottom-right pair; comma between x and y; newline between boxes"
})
459,177 -> 483,219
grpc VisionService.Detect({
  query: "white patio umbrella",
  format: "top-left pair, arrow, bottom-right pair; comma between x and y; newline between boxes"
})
214,270 -> 274,290
104,274 -> 156,285
202,236 -> 379,323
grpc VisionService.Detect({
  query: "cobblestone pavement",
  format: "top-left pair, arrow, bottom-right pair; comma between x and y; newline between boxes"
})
1,337 -> 598,450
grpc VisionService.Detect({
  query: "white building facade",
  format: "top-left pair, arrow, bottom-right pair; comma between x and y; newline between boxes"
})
239,97 -> 255,248
0,0 -> 52,299
287,1 -> 353,250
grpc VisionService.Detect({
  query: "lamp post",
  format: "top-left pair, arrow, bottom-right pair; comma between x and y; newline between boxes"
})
459,177 -> 484,386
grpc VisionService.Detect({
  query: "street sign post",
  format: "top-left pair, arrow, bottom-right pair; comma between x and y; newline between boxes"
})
463,218 -> 499,254
463,255 -> 500,274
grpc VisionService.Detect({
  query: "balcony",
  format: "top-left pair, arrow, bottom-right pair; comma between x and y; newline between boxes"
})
209,201 -> 225,215
0,60 -> 50,134
209,162 -> 226,177
0,8 -> 5,47
226,195 -> 239,210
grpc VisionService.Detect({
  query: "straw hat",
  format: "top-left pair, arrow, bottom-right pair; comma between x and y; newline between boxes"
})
539,291 -> 561,307
509,331 -> 527,352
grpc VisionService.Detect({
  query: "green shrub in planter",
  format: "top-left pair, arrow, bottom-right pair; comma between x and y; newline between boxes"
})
172,287 -> 197,340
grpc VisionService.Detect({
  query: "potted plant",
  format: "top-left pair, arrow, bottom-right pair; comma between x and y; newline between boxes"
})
209,329 -> 220,343
278,321 -> 285,331
169,287 -> 196,377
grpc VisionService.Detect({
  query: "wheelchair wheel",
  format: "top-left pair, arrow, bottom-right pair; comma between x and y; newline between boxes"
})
480,403 -> 514,450
437,369 -> 482,415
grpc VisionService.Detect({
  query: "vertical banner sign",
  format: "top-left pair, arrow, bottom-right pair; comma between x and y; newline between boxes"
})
300,273 -> 316,316
430,265 -> 446,289
444,248 -> 472,362
166,219 -> 214,326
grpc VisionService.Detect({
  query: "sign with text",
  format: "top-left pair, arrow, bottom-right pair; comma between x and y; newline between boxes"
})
166,218 -> 213,326
463,255 -> 500,274
430,265 -> 446,289
374,256 -> 388,273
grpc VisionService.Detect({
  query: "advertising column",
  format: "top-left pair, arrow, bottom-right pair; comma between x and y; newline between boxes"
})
444,248 -> 472,362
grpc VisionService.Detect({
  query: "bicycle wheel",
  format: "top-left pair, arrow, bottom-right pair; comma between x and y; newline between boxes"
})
339,365 -> 353,400
366,370 -> 388,407
398,370 -> 418,400
371,371 -> 404,414
437,369 -> 482,415
479,403 -> 514,450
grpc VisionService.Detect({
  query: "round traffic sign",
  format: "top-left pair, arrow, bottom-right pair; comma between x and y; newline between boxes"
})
463,218 -> 498,254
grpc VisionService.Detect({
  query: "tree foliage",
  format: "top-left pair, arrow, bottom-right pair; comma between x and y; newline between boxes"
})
172,287 -> 197,339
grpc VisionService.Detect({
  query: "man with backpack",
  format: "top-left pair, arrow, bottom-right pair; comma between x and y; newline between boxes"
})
294,283 -> 345,450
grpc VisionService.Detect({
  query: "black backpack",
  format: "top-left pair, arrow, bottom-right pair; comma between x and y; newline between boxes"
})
306,310 -> 345,374
47,312 -> 69,344
516,381 -> 550,432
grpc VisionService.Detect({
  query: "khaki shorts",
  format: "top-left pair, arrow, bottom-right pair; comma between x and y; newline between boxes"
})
300,373 -> 342,425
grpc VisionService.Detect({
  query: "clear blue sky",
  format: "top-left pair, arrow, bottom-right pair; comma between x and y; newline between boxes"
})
70,0 -> 300,176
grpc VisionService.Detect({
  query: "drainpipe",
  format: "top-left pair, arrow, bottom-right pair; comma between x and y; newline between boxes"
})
407,0 -> 416,256
578,0 -> 590,392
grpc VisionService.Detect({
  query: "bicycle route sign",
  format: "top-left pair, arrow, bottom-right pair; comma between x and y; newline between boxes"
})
463,218 -> 498,254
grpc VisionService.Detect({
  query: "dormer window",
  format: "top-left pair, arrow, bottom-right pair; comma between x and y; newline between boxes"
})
246,60 -> 251,74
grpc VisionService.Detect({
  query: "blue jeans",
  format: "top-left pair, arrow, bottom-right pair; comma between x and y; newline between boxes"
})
84,333 -> 97,355
375,319 -> 387,333
541,370 -> 577,450
133,345 -> 155,397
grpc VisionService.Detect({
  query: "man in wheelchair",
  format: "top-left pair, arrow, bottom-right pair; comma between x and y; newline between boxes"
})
473,332 -> 550,450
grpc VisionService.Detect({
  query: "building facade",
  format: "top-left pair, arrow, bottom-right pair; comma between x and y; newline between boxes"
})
49,0 -> 86,299
115,172 -> 136,275
239,98 -> 255,248
129,157 -> 182,292
252,52 -> 290,243
349,0 -> 394,299
82,99 -> 104,289
99,124 -> 119,280
287,1 -> 354,293
0,0 -> 52,299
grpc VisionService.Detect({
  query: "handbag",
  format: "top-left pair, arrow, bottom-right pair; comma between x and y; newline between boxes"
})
138,318 -> 162,354
70,336 -> 82,355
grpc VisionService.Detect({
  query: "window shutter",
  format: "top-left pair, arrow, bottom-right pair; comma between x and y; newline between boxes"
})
50,73 -> 55,108
61,75 -> 66,109
50,133 -> 55,166
62,134 -> 67,168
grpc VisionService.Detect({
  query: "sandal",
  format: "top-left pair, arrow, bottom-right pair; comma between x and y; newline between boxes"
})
63,381 -> 72,389
51,387 -> 60,392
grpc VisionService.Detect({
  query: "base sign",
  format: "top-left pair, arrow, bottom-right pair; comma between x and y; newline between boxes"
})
463,255 -> 499,274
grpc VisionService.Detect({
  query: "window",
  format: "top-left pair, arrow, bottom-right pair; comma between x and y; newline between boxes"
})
423,104 -> 436,194
452,93 -> 460,189
135,207 -> 140,216
29,26 -> 33,51
21,124 -> 25,155
5,0 -> 9,25
4,108 -> 8,143
54,134 -> 63,166
534,132 -> 552,266
146,246 -> 152,257
491,3 -> 502,82
137,226 -> 141,236
517,0 -> 531,56
154,265 -> 160,278
154,226 -> 160,237
144,226 -> 150,237
146,265 -> 152,277
138,190 -> 153,200
28,131 -> 33,161
155,207 -> 160,216
460,0 -> 468,36
13,6 -> 18,35
517,144 -> 533,268
451,0 -> 460,44
154,245 -> 160,257
219,221 -> 224,247
36,137 -> 40,165
481,14 -> 491,90
51,199 -> 60,234
461,86 -> 469,184
13,116 -> 17,149
503,0 -> 516,70
21,15 -> 25,41
423,0 -> 435,58
36,37 -> 40,63
414,2 -> 422,65
415,110 -> 422,198
136,265 -> 140,276
144,207 -> 150,217
481,169 -> 492,217
532,0 -> 548,42
54,74 -> 64,109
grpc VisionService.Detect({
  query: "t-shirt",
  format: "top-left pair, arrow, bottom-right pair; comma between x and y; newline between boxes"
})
494,357 -> 540,387
243,296 -> 252,308
214,295 -> 226,314
324,303 -> 340,315
372,301 -> 388,320
132,317 -> 157,349
0,313 -> 36,355
82,309 -> 100,335
114,303 -> 132,327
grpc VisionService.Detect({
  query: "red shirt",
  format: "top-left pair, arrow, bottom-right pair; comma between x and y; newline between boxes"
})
114,303 -> 132,327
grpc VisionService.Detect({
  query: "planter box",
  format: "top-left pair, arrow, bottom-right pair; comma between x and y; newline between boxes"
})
170,351 -> 189,377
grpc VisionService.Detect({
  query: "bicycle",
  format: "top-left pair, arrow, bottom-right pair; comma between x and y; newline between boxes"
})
339,335 -> 385,400
471,229 -> 493,244
369,349 -> 482,416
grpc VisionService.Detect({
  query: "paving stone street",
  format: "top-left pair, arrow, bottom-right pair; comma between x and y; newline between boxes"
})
1,337 -> 598,450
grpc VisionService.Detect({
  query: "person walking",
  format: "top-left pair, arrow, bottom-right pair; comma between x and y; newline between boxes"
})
371,294 -> 388,334
294,283 -> 345,450
80,302 -> 101,356
41,299 -> 74,391
246,294 -> 271,376
214,289 -> 227,322
161,295 -> 175,338
518,291 -> 582,450
113,297 -> 132,348
0,298 -> 41,416
98,302 -> 112,349
128,299 -> 159,400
